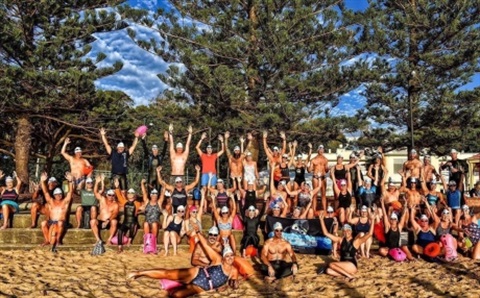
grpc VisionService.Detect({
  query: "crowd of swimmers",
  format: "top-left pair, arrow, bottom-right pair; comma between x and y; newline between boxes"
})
1,125 -> 480,296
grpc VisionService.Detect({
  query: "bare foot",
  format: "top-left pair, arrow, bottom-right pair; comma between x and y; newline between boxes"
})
106,238 -> 113,246
163,251 -> 168,257
264,276 -> 276,284
0,225 -> 8,230
40,241 -> 50,247
30,225 -> 37,229
127,272 -> 138,280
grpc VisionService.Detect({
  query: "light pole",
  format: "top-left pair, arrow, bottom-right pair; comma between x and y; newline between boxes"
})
408,70 -> 416,151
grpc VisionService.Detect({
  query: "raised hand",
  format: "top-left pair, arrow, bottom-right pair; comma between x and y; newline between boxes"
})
156,166 -> 162,172
187,125 -> 193,134
293,140 -> 298,147
280,131 -> 286,140
195,165 -> 200,171
218,134 -> 224,142
114,178 -> 120,189
141,178 -> 147,184
65,171 -> 72,182
12,171 -> 17,178
40,172 -> 48,182
169,124 -> 173,133
64,137 -> 71,145
247,132 -> 253,140
308,143 -> 312,149
0,170 -> 4,179
201,132 -> 207,140
224,131 -> 230,139
288,142 -> 292,148
239,136 -> 245,143
100,128 -> 106,136
263,130 -> 268,139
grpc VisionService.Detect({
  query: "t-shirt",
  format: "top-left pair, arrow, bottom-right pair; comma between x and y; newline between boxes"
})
81,190 -> 96,206
200,153 -> 218,174
110,150 -> 130,175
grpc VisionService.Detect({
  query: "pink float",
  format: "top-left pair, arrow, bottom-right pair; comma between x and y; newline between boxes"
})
159,279 -> 182,291
111,235 -> 128,245
388,248 -> 406,262
440,234 -> 457,261
143,233 -> 157,254
135,125 -> 148,136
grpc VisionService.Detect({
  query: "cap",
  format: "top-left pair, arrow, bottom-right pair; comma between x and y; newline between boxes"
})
5,176 -> 13,182
165,190 -> 171,197
221,206 -> 229,213
364,177 -> 372,183
340,179 -> 347,186
342,224 -> 352,231
361,205 -> 368,211
189,205 -> 198,212
282,154 -> 289,158
206,144 -> 212,149
442,209 -> 450,215
448,180 -> 457,186
349,153 -> 357,159
106,189 -> 115,196
248,205 -> 256,211
217,179 -> 224,184
209,226 -> 219,235
337,154 -> 343,159
420,214 -> 428,221
152,145 -> 158,150
74,147 -> 82,153
273,222 -> 283,230
273,146 -> 279,151
410,149 -> 417,154
233,146 -> 240,151
48,177 -> 57,183
175,177 -> 183,183
85,177 -> 93,183
272,203 -> 281,209
246,151 -> 252,156
327,206 -> 334,212
451,148 -> 458,154
53,188 -> 63,195
127,188 -> 136,194
176,142 -> 183,149
297,154 -> 303,159
462,204 -> 470,210
222,246 -> 234,257
117,142 -> 125,148
410,177 -> 418,183
318,144 -> 324,150
388,181 -> 395,187
177,205 -> 185,211
280,180 -> 286,186
150,189 -> 158,195
390,213 -> 398,220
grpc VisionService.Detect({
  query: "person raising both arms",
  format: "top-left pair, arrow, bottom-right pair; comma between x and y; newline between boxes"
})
61,137 -> 93,190
168,124 -> 193,183
90,174 -> 119,246
157,165 -> 200,214
211,191 -> 237,252
196,132 -> 225,190
308,144 -> 329,212
263,130 -> 286,188
30,176 -> 58,228
142,131 -> 168,192
242,151 -> 259,190
224,131 -> 246,191
291,142 -> 312,191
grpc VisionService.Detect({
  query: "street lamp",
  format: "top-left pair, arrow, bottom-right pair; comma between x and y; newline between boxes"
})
408,70 -> 417,151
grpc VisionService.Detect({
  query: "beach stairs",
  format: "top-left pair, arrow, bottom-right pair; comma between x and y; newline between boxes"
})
0,203 -> 252,251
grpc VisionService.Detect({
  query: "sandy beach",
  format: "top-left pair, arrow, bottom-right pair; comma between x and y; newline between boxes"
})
0,247 -> 479,298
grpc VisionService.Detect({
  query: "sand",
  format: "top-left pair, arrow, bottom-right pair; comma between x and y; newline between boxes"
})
0,247 -> 479,298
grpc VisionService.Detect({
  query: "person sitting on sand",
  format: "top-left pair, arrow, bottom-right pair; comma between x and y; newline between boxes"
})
410,204 -> 436,258
191,226 -> 223,267
163,205 -> 186,256
128,232 -> 239,298
184,190 -> 206,252
39,172 -> 74,252
240,205 -> 265,258
90,175 -> 119,245
458,205 -> 480,259
347,205 -> 374,258
431,207 -> 460,259
30,176 -> 58,228
260,222 -> 298,283
0,172 -> 22,229
317,211 -> 374,281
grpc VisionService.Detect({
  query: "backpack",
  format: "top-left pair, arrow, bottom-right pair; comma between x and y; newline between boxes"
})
143,233 -> 158,254
91,241 -> 106,256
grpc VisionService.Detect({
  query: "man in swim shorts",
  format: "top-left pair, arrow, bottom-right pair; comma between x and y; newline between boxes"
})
90,175 -> 119,245
308,144 -> 329,211
261,222 -> 298,282
61,137 -> 93,190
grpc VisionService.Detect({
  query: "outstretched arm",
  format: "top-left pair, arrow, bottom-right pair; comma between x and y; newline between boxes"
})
61,138 -> 73,162
279,131 -> 287,155
263,131 -> 274,162
168,124 -> 175,156
100,128 -> 112,155
39,172 -> 52,204
186,165 -> 201,192
217,134 -> 225,157
184,125 -> 193,156
224,131 -> 232,158
196,132 -> 206,156
319,212 -> 342,243
128,132 -> 140,155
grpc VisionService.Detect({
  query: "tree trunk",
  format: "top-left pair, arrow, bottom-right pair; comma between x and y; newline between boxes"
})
14,115 -> 32,190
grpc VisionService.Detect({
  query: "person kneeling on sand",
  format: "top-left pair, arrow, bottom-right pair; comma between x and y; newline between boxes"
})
128,232 -> 239,298
90,175 -> 119,245
39,172 -> 74,252
261,222 -> 298,283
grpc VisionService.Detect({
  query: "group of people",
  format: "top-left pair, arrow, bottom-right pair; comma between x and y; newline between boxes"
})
1,125 -> 480,296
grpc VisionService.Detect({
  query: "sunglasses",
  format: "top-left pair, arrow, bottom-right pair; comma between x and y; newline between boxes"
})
421,219 -> 428,222
176,181 -> 182,184
221,212 -> 229,214
107,194 -> 114,197
209,233 -> 218,237
191,211 -> 198,214
177,210 -> 185,213
274,229 -> 282,232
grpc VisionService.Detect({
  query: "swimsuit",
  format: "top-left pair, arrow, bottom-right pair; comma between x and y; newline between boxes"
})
145,202 -> 161,224
426,193 -> 439,206
118,201 -> 138,241
340,238 -> 357,267
338,192 -> 352,209
297,192 -> 311,208
355,218 -> 370,234
218,220 -> 232,231
243,190 -> 257,212
334,165 -> 347,181
171,188 -> 187,213
416,229 -> 436,248
385,228 -> 400,248
216,191 -> 229,208
294,166 -> 305,185
0,189 -> 20,213
464,222 -> 480,245
279,163 -> 290,181
165,217 -> 183,234
241,216 -> 260,250
261,260 -> 295,279
436,223 -> 451,239
191,265 -> 229,291
243,164 -> 256,182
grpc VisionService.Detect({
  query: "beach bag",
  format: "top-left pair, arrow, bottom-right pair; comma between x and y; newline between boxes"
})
232,214 -> 244,230
440,234 -> 457,261
111,235 -> 129,245
143,233 -> 157,254
388,248 -> 406,262
91,241 -> 106,256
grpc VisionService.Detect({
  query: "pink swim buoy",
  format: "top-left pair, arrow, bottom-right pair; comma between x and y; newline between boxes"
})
440,234 -> 457,261
111,235 -> 129,245
159,279 -> 182,291
388,248 -> 406,262
135,125 -> 148,137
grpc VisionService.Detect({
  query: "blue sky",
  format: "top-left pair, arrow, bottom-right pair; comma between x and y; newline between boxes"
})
91,0 -> 478,114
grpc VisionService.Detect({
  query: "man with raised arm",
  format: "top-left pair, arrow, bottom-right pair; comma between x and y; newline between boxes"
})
61,137 -> 92,190
168,124 -> 193,183
308,144 -> 329,212
142,131 -> 169,192
263,131 -> 287,188
196,132 -> 225,189
90,175 -> 119,245
402,149 -> 423,181
224,131 -> 246,190
99,128 -> 139,194
39,172 -> 74,252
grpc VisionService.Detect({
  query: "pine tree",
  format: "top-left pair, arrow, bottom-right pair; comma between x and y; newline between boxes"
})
0,0 -> 129,183
351,0 -> 480,155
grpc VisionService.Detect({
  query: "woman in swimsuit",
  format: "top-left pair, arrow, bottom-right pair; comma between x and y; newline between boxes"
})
140,179 -> 167,246
285,181 -> 319,219
318,211 -> 374,280
128,233 -> 239,297
420,177 -> 446,212
410,204 -> 437,257
266,162 -> 288,216
207,174 -> 235,213
331,154 -> 358,189
379,197 -> 415,261
116,188 -> 140,252
242,152 -> 259,190
332,177 -> 353,225
458,205 -> 480,259
432,207 -> 460,255
0,172 -> 22,229
183,189 -> 205,252
240,204 -> 266,258
290,141 -> 312,191
348,205 -> 374,258
212,192 -> 237,252
163,205 -> 186,256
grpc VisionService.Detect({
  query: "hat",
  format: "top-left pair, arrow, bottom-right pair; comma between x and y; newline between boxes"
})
273,222 -> 283,230
410,177 -> 418,183
282,154 -> 288,158
53,188 -> 63,195
340,179 -> 347,186
337,154 -> 343,159
206,144 -> 212,149
361,205 -> 368,211
462,204 -> 470,210
150,189 -> 158,195
176,142 -> 183,149
189,205 -> 198,212
246,151 -> 252,156
106,189 -> 115,196
297,154 -> 303,159
442,209 -> 450,215
152,145 -> 158,150
248,205 -> 256,211
165,190 -> 171,197
420,214 -> 428,221
117,142 -> 125,148
280,180 -> 286,186
364,177 -> 372,183
388,181 -> 395,187
272,203 -> 281,209
127,188 -> 136,194
327,206 -> 334,212
390,213 -> 398,220
74,147 -> 82,153
222,246 -> 234,257
233,146 -> 240,151
451,149 -> 458,154
175,177 -> 183,183
5,176 -> 13,182
217,179 -> 224,184
85,177 -> 93,183
48,177 -> 57,183
318,144 -> 324,150
342,224 -> 352,231
448,180 -> 457,186
221,206 -> 229,213
273,146 -> 279,151
349,153 -> 357,159
177,205 -> 185,211
410,149 -> 417,154
209,226 -> 219,235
